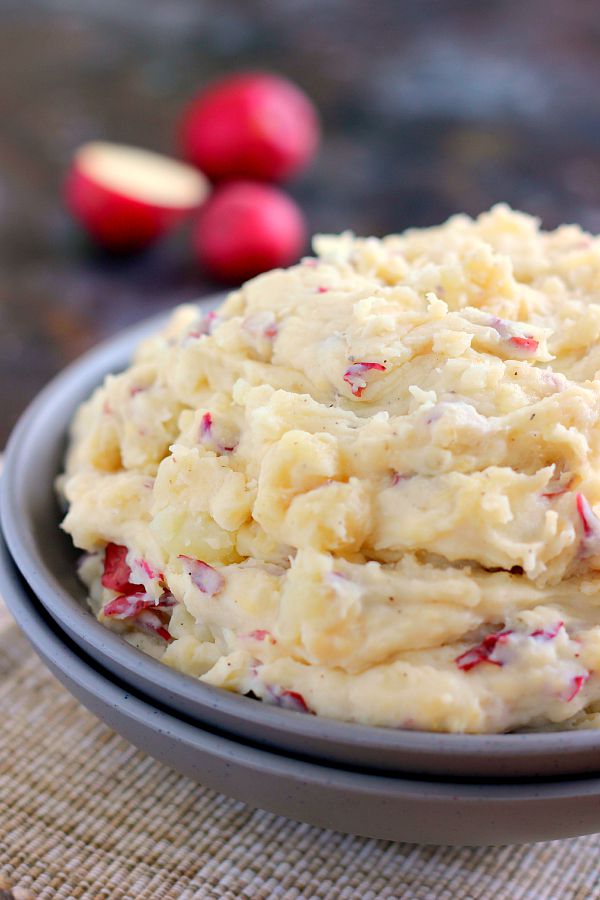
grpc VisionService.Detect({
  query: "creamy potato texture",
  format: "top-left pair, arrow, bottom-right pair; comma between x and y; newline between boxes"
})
60,205 -> 600,733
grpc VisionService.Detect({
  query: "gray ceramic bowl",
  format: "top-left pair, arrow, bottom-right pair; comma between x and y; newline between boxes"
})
4,295 -> 600,780
4,533 -> 600,847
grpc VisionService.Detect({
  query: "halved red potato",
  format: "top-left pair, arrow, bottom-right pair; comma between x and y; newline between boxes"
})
65,141 -> 210,251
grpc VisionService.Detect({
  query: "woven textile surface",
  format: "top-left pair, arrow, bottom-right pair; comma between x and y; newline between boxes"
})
1,606 -> 600,899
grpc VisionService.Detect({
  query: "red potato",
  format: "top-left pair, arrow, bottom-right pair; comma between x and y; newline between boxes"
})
65,142 -> 210,251
180,73 -> 319,182
192,181 -> 306,282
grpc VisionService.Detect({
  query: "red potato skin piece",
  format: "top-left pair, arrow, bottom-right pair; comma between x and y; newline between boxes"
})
575,493 -> 600,558
576,493 -> 598,537
456,622 -> 568,672
134,557 -> 164,582
103,592 -> 151,619
565,673 -> 589,702
508,336 -> 539,353
178,555 -> 225,596
542,486 -> 571,499
136,609 -> 173,643
490,319 -> 538,354
188,311 -> 219,339
455,630 -> 513,671
198,412 -> 237,453
103,594 -> 173,643
277,690 -> 311,713
103,591 -> 175,617
457,624 -> 591,708
199,411 -> 213,440
343,363 -> 386,398
541,474 -> 574,500
152,625 -> 172,642
101,545 -> 174,643
101,543 -> 143,595
530,622 -> 564,640
248,629 -> 274,642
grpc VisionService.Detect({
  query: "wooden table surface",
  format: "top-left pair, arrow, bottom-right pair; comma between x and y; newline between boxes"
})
1,0 -> 600,446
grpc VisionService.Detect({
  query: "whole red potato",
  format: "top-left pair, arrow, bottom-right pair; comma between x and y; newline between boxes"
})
180,72 -> 319,182
193,181 -> 306,282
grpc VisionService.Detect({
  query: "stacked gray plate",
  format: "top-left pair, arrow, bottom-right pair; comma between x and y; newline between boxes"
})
4,295 -> 600,845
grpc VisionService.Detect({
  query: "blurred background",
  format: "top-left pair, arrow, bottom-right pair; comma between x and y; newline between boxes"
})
2,0 -> 600,444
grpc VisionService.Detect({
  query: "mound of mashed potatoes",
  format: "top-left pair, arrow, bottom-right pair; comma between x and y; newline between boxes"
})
59,205 -> 600,733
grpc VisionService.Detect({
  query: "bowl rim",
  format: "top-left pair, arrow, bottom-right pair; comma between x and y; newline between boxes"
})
9,534 -> 600,848
4,294 -> 600,763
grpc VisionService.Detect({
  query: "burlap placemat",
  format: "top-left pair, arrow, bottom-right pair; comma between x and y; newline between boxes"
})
0,604 -> 599,900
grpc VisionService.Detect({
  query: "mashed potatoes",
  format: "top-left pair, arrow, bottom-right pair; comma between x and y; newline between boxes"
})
59,205 -> 600,733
